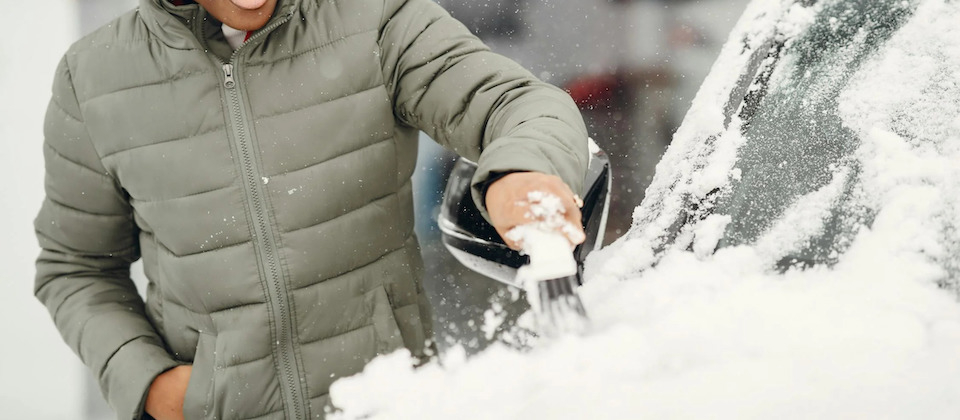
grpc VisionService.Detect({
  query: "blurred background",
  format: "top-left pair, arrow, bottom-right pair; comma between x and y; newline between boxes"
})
0,0 -> 746,417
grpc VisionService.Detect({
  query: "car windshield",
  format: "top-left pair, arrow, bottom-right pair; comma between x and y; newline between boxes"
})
629,0 -> 959,286
713,0 -> 917,267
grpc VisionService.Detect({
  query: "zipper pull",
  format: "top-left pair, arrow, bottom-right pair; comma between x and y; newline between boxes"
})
222,63 -> 236,89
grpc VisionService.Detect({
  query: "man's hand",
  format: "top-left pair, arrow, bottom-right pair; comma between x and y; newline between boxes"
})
145,365 -> 191,420
485,172 -> 586,250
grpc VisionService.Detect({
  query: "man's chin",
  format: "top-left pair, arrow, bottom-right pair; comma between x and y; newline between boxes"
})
217,0 -> 277,31
227,15 -> 273,31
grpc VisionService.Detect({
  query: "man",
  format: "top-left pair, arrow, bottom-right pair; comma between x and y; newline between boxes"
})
35,0 -> 588,419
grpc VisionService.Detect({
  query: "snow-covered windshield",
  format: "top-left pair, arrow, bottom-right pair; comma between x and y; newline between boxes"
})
721,0 -> 959,282
715,0 -> 915,265
630,0 -> 959,283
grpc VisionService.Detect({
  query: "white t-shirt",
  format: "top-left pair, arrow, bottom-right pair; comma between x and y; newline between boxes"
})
222,24 -> 249,50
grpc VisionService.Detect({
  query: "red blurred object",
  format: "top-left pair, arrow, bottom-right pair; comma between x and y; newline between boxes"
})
564,74 -> 620,108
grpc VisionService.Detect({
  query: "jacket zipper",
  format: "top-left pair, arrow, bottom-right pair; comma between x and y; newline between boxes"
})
215,11 -> 308,420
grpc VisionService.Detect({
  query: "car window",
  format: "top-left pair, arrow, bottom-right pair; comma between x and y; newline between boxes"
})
712,0 -> 918,268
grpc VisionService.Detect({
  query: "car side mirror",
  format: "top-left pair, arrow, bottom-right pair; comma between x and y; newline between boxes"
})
438,139 -> 612,288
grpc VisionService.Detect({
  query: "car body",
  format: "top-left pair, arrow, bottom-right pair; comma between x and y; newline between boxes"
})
331,0 -> 960,417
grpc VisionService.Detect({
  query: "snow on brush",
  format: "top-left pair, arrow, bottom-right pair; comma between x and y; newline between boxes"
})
329,1 -> 960,418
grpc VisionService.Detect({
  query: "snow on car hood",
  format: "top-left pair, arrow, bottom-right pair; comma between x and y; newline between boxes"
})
329,0 -> 960,418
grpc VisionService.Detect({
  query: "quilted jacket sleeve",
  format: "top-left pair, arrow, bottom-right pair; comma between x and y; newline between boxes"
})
378,0 -> 589,219
34,57 -> 181,420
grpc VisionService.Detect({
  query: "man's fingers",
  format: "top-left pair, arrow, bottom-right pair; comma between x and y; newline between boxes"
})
497,225 -> 523,250
553,182 -> 586,247
562,203 -> 587,246
509,197 -> 585,250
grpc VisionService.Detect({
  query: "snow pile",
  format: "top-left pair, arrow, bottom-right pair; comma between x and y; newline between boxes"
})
328,1 -> 960,418
332,248 -> 960,419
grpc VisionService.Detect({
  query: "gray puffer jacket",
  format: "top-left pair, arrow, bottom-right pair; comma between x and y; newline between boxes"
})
34,0 -> 588,418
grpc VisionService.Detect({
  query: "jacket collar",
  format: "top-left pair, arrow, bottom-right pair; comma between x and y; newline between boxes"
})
138,0 -> 298,50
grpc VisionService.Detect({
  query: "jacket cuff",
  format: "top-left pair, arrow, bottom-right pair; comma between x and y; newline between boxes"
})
473,170 -> 523,209
100,336 -> 182,420
470,140 -> 586,223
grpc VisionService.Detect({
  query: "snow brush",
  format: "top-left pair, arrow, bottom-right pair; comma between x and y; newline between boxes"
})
511,227 -> 589,336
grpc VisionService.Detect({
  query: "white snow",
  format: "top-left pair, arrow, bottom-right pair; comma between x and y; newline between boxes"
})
505,190 -> 585,248
481,302 -> 507,341
753,166 -> 851,261
333,248 -> 960,419
692,214 -> 731,258
329,0 -> 960,418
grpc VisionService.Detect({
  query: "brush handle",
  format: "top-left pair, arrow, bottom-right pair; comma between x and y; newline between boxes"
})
515,229 -> 578,283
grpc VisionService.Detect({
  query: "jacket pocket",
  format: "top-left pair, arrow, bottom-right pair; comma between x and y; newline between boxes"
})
368,286 -> 406,355
183,332 -> 216,420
